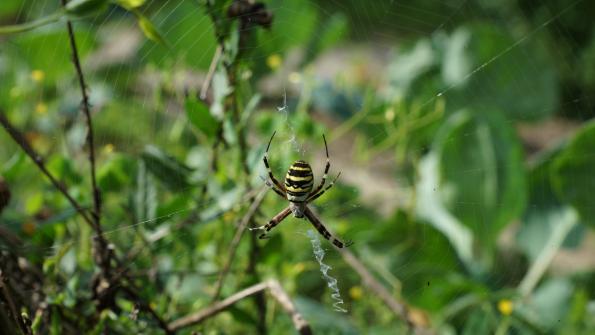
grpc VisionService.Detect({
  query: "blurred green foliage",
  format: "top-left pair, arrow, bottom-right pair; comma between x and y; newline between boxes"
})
1,0 -> 595,334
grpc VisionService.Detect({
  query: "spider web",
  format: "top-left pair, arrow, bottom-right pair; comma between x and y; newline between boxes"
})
1,0 -> 592,333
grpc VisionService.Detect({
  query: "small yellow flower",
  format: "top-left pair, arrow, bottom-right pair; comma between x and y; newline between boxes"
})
498,299 -> 514,316
31,70 -> 45,82
266,54 -> 282,70
385,108 -> 395,122
293,262 -> 305,274
288,72 -> 301,84
349,286 -> 363,300
103,143 -> 114,154
35,103 -> 48,114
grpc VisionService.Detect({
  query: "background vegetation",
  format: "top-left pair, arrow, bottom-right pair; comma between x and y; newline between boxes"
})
1,0 -> 594,334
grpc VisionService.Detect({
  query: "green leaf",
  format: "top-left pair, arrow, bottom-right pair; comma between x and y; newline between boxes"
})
97,154 -> 134,193
521,278 -> 573,330
65,0 -> 109,18
135,12 -> 168,46
9,29 -> 95,81
518,145 -> 584,260
443,24 -> 559,121
552,120 -> 595,228
185,97 -> 218,138
139,1 -> 216,69
315,13 -> 348,55
47,155 -> 83,185
416,110 -> 526,271
141,145 -> 192,191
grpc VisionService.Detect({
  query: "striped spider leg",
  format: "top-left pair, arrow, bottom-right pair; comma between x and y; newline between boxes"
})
263,131 -> 286,197
304,206 -> 353,248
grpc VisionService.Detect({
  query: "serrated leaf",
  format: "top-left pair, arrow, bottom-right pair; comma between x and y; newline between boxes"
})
185,97 -> 218,138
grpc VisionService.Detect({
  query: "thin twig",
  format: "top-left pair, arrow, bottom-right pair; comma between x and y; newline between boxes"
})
61,0 -> 102,232
212,188 -> 267,301
169,280 -> 312,334
0,112 -> 93,226
200,45 -> 222,100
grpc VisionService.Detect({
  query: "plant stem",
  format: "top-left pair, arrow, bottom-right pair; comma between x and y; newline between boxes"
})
61,2 -> 102,233
212,188 -> 267,301
518,207 -> 578,297
0,12 -> 62,35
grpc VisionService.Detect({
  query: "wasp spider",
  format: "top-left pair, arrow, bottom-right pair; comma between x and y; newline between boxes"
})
254,131 -> 352,248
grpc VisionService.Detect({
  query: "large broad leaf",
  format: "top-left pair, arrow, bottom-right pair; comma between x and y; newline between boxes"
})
139,0 -> 216,69
9,29 -> 95,82
416,110 -> 526,271
185,97 -> 218,138
552,120 -> 595,228
442,24 -> 559,121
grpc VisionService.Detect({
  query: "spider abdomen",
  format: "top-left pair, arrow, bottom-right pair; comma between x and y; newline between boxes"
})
285,160 -> 313,203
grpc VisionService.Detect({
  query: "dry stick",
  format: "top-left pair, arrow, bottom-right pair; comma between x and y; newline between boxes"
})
212,188 -> 267,301
339,249 -> 411,326
0,112 -> 93,226
169,280 -> 312,335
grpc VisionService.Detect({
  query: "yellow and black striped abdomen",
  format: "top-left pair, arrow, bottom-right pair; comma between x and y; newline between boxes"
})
285,160 -> 313,202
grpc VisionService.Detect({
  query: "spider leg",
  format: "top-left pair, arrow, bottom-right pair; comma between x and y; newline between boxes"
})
308,134 -> 331,198
304,206 -> 352,248
252,206 -> 292,239
263,131 -> 286,193
307,172 -> 341,202
260,175 -> 287,200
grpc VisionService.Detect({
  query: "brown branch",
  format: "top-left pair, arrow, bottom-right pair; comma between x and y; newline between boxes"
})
169,280 -> 311,334
61,0 -> 102,233
0,112 -> 93,226
267,280 -> 311,335
339,249 -> 411,326
212,188 -> 267,301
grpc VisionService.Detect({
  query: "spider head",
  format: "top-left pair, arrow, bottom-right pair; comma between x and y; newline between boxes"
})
289,202 -> 306,218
